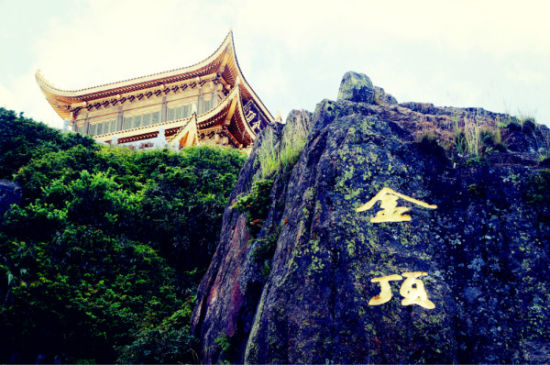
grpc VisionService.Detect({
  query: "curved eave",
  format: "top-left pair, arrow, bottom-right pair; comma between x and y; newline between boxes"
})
36,32 -> 235,118
37,32 -> 233,98
167,116 -> 197,146
234,89 -> 256,145
226,33 -> 275,124
37,31 -> 275,125
197,83 -> 240,127
193,86 -> 255,146
37,90 -> 74,120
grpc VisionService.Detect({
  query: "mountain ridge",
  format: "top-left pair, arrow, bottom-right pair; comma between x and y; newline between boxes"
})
192,71 -> 550,364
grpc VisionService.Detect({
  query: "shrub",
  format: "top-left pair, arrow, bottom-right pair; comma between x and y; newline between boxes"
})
453,116 -> 507,156
455,131 -> 467,156
232,179 -> 274,238
416,134 -> 447,161
251,226 -> 282,279
214,334 -> 231,354
525,169 -> 550,206
0,107 -> 96,179
453,115 -> 482,156
278,119 -> 308,170
117,300 -> 199,364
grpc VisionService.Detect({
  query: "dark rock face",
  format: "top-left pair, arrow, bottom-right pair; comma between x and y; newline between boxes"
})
192,75 -> 550,364
337,71 -> 374,103
0,180 -> 22,219
504,122 -> 550,153
374,86 -> 398,105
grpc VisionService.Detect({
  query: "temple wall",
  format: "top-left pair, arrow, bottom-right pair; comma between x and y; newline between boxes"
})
74,80 -> 223,137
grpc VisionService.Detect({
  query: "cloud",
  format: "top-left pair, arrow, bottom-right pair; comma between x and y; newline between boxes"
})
1,0 -> 550,127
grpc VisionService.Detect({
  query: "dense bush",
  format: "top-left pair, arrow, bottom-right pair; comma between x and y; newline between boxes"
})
0,108 -> 96,179
232,179 -> 274,238
0,108 -> 245,363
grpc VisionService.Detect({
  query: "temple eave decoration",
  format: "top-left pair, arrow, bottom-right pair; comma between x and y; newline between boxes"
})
36,31 -> 274,150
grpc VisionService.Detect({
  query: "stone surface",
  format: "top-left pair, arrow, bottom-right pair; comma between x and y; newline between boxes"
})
504,122 -> 550,153
374,86 -> 398,105
192,75 -> 550,364
337,71 -> 374,103
0,180 -> 22,219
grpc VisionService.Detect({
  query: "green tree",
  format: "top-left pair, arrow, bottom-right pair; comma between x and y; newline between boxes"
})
0,108 -> 246,363
0,107 -> 95,179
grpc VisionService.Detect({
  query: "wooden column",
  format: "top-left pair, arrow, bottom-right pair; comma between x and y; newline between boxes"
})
117,107 -> 123,131
196,89 -> 202,115
161,96 -> 167,123
84,114 -> 90,135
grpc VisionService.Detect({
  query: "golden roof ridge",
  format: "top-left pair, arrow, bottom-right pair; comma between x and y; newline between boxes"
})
227,33 -> 274,123
36,31 -> 234,97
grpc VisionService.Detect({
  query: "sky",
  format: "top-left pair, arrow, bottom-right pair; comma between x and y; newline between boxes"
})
1,0 -> 549,129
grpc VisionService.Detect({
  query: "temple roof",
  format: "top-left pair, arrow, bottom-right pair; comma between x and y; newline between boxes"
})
36,31 -> 274,124
93,81 -> 256,147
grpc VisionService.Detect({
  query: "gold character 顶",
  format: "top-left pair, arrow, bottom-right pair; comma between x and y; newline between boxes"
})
399,272 -> 436,309
368,274 -> 403,306
368,272 -> 435,309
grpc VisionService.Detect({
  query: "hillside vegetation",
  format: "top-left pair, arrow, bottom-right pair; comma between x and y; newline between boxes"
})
0,108 -> 245,363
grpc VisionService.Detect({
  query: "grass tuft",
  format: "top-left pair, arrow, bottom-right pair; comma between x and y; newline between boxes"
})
257,119 -> 308,178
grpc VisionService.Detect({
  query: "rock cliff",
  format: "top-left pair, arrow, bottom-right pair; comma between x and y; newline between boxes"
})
192,72 -> 550,363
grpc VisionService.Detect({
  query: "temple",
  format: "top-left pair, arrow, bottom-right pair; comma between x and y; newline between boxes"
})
36,31 -> 274,150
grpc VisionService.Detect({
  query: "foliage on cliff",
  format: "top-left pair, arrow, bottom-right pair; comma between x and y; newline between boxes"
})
0,107 -> 245,363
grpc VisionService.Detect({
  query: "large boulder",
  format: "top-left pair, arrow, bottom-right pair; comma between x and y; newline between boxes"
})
374,86 -> 398,105
0,180 -> 22,218
192,75 -> 550,364
337,71 -> 375,103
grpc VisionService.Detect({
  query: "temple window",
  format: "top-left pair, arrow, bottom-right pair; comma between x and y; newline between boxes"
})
151,111 -> 160,124
143,113 -> 151,126
109,120 -> 117,133
184,104 -> 191,118
167,104 -> 192,122
201,99 -> 211,114
131,115 -> 142,129
87,119 -> 117,136
200,94 -> 215,114
124,110 -> 160,130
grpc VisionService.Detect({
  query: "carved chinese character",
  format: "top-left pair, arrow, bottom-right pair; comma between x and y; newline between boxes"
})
245,110 -> 256,123
368,272 -> 435,309
399,272 -> 435,309
356,187 -> 437,223
368,274 -> 403,305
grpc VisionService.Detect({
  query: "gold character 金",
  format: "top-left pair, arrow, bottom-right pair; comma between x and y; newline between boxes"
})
356,187 -> 437,223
